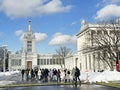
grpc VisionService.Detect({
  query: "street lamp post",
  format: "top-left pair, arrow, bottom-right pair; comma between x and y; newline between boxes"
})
3,49 -> 5,72
2,45 -> 7,72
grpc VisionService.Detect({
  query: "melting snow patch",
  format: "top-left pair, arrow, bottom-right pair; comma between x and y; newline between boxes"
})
0,81 -> 16,86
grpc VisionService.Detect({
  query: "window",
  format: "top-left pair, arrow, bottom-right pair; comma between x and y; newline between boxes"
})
61,59 -> 64,64
47,59 -> 49,65
11,59 -> 21,66
11,60 -> 14,66
18,59 -> 21,66
104,31 -> 108,35
27,41 -> 32,43
27,41 -> 32,52
58,59 -> 61,64
37,59 -> 40,65
56,59 -> 59,64
53,59 -> 55,64
44,59 -> 46,65
97,30 -> 102,35
50,59 -> 52,65
40,59 -> 43,65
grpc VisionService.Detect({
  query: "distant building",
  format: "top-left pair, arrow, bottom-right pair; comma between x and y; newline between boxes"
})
38,54 -> 64,69
8,21 -> 64,71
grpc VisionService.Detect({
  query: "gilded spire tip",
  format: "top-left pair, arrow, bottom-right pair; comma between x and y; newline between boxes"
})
28,20 -> 31,32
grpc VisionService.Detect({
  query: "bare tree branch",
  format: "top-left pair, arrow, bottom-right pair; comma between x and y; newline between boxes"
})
84,18 -> 120,70
55,46 -> 72,68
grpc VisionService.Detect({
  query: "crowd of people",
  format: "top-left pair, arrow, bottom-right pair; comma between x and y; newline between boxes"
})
21,66 -> 80,83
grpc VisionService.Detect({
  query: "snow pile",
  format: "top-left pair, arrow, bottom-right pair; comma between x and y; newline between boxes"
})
60,70 -> 120,83
0,70 -> 20,86
81,70 -> 120,83
0,72 -> 6,76
0,70 -> 20,76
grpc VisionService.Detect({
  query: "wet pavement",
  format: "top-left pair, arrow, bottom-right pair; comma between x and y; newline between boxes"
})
1,85 -> 119,90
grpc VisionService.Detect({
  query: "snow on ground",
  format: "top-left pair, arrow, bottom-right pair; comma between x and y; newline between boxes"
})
61,70 -> 120,83
80,70 -> 120,83
0,70 -> 20,86
0,70 -> 20,76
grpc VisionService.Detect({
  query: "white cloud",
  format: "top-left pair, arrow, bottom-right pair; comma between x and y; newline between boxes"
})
0,32 -> 3,37
15,30 -> 24,36
15,30 -> 47,43
95,4 -> 120,20
71,21 -> 77,26
20,33 -> 25,42
35,32 -> 47,42
49,32 -> 77,46
103,0 -> 120,4
0,0 -> 72,18
97,0 -> 120,7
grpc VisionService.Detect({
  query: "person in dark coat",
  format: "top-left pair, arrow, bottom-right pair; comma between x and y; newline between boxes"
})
21,69 -> 25,80
30,69 -> 35,80
75,66 -> 80,81
57,69 -> 61,82
34,68 -> 38,80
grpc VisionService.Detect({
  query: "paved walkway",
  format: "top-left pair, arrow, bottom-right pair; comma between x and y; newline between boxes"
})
2,84 -> 120,90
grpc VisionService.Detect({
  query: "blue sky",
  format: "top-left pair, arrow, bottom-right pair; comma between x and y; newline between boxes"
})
0,0 -> 120,54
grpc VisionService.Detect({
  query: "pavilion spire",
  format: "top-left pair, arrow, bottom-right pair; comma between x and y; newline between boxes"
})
28,20 -> 31,32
